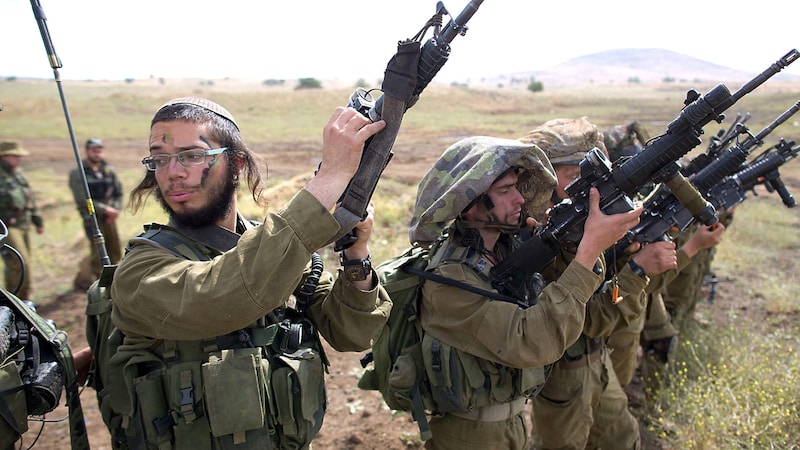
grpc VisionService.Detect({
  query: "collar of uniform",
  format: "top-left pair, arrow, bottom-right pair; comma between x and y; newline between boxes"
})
166,212 -> 250,253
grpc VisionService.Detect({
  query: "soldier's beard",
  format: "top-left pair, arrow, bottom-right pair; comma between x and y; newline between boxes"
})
156,174 -> 237,229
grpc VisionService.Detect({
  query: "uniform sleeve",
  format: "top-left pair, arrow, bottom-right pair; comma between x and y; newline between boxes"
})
111,189 -> 343,340
582,265 -> 648,337
23,174 -> 42,227
420,259 -> 601,369
68,169 -> 88,217
308,270 -> 392,352
101,166 -> 124,211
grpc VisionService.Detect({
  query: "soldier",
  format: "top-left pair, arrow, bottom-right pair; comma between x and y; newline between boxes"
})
661,207 -> 733,329
68,137 -> 124,288
520,117 -> 676,450
603,120 -> 651,162
0,140 -> 43,300
639,221 -> 725,416
408,135 -> 641,449
101,97 -> 391,449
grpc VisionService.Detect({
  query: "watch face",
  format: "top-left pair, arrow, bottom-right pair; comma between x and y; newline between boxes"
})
345,263 -> 369,282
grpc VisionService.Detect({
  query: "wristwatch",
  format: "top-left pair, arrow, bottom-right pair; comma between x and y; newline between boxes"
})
341,252 -> 372,282
628,258 -> 647,279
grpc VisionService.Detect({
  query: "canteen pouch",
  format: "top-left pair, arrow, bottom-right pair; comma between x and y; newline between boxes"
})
202,348 -> 268,442
268,352 -> 326,447
386,342 -> 432,411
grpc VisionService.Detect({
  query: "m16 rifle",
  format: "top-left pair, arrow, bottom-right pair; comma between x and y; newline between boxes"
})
329,0 -> 485,250
683,111 -> 751,176
490,49 -> 799,301
708,137 -> 800,210
607,99 -> 800,258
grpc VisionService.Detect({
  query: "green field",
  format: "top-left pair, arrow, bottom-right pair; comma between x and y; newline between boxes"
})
2,76 -> 800,448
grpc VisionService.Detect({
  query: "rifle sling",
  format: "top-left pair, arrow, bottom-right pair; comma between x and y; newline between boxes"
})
404,266 -> 526,308
327,40 -> 421,247
327,91 -> 406,246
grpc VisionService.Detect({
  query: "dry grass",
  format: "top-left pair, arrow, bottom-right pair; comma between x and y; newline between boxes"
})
4,77 -> 800,449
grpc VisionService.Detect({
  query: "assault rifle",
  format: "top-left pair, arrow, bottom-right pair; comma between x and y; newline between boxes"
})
490,49 -> 799,301
607,100 -> 800,259
683,111 -> 751,176
707,137 -> 799,210
329,0 -> 484,250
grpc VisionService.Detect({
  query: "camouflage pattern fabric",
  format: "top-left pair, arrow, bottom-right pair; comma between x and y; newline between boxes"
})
409,136 -> 556,246
519,116 -> 608,165
603,121 -> 651,162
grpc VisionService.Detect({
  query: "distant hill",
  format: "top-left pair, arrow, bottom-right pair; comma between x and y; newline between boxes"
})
467,48 -> 798,88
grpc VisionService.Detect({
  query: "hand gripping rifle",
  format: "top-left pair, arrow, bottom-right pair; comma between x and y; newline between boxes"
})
28,1 -> 93,448
490,49 -> 799,300
607,99 -> 800,259
327,0 -> 484,250
708,137 -> 800,210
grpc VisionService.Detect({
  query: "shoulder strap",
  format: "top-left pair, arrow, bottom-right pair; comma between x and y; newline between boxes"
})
406,266 -> 526,307
128,224 -> 213,261
423,237 -> 527,307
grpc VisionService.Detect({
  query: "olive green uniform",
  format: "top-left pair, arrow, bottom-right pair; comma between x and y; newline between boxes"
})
109,190 -> 391,449
607,246 -> 693,387
663,210 -> 732,329
420,229 -> 604,450
530,259 -> 648,450
638,248 -> 700,409
0,159 -> 42,299
69,158 -> 124,274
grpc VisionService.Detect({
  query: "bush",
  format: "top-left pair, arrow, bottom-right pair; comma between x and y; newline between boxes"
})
527,79 -> 544,93
296,78 -> 322,90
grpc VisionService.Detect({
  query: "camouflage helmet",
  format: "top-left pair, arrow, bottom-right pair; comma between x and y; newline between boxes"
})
519,117 -> 607,166
603,121 -> 650,161
409,136 -> 556,246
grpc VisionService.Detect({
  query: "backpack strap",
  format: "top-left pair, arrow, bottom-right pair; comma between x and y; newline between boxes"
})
128,224 -> 215,261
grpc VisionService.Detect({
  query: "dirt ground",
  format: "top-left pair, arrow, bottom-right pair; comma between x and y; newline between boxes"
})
10,137 -> 797,450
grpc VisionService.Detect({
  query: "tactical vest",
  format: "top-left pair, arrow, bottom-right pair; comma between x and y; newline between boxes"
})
420,237 -> 549,417
91,224 -> 328,450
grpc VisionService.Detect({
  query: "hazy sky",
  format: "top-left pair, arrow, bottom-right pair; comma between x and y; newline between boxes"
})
1,0 -> 797,83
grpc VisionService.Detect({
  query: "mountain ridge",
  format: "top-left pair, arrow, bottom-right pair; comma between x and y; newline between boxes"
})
465,48 -> 799,87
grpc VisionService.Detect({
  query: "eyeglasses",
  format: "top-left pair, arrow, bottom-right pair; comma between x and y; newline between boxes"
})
142,147 -> 227,171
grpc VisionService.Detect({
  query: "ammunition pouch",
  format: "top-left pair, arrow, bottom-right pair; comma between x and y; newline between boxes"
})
109,313 -> 327,450
421,334 -> 546,417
